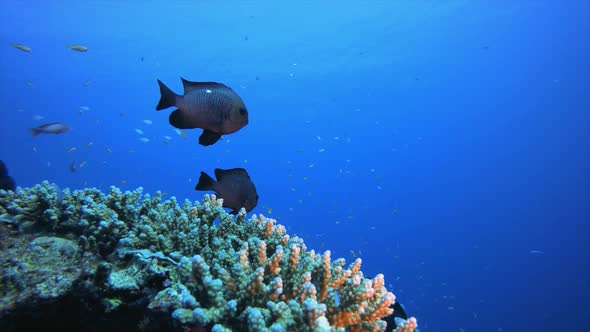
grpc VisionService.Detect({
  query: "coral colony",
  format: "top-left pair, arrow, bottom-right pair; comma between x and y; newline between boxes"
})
0,182 -> 417,331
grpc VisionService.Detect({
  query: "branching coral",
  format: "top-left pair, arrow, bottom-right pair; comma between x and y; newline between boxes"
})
0,182 -> 417,331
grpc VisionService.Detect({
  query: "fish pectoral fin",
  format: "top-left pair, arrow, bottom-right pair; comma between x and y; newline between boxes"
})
169,110 -> 191,129
199,129 -> 222,146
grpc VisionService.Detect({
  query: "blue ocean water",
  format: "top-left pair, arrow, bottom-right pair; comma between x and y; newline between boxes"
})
1,1 -> 589,331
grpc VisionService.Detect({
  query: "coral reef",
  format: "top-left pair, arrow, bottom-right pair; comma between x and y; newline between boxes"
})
0,182 -> 416,332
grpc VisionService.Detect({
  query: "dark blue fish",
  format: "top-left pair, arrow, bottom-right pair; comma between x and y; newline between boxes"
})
384,301 -> 419,332
195,168 -> 258,214
0,160 -> 7,177
0,160 -> 15,191
156,78 -> 249,146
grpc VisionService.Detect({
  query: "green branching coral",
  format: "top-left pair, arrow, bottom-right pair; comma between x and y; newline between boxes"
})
0,182 -> 416,332
1,181 -> 206,256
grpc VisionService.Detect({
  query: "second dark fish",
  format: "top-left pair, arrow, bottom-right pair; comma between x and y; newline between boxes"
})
0,160 -> 16,191
195,168 -> 258,214
0,160 -> 8,177
156,78 -> 249,146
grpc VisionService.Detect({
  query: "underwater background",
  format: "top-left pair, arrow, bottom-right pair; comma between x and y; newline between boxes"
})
1,0 -> 589,331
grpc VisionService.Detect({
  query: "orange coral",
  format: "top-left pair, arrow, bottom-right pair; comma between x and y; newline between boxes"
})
293,272 -> 312,299
247,267 -> 265,295
266,245 -> 282,276
365,292 -> 395,322
324,258 -> 397,330
289,244 -> 300,269
350,258 -> 362,276
263,218 -> 276,239
396,317 -> 418,332
319,250 -> 331,301
330,269 -> 352,289
267,276 -> 283,301
281,234 -> 289,245
258,240 -> 267,264
331,310 -> 362,327
239,242 -> 249,271
190,209 -> 413,331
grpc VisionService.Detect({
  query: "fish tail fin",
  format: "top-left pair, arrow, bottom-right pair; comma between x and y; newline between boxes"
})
156,79 -> 179,110
195,171 -> 215,191
29,128 -> 41,136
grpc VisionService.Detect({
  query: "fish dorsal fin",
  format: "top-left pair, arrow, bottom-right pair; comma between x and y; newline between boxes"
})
214,168 -> 249,181
181,77 -> 228,94
195,171 -> 216,191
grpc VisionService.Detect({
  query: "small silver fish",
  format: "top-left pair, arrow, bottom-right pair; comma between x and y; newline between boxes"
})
156,77 -> 249,146
29,122 -> 70,136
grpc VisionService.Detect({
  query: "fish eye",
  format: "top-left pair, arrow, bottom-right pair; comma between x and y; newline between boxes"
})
239,108 -> 247,116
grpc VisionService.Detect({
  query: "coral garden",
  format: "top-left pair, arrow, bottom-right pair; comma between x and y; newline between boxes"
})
0,182 -> 416,332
